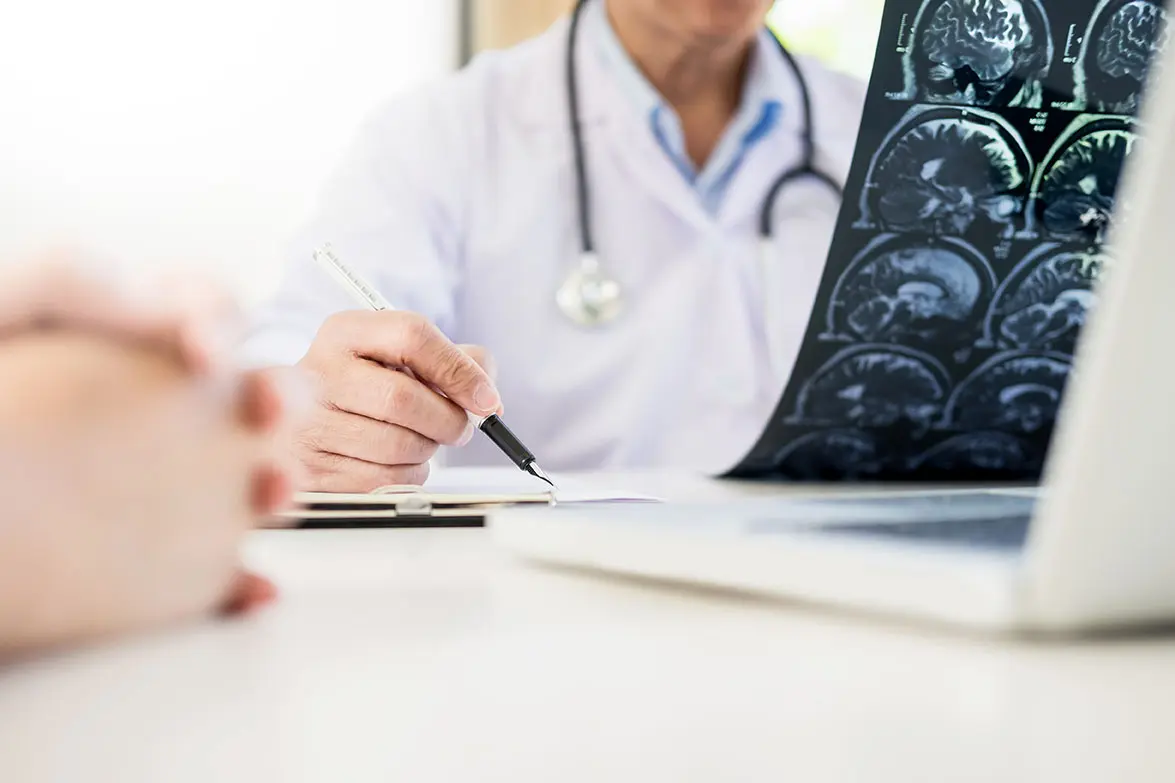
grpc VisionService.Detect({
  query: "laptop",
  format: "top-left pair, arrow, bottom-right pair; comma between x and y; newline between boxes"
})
488,30 -> 1175,636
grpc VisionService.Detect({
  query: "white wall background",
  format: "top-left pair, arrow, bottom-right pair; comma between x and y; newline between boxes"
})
0,0 -> 459,303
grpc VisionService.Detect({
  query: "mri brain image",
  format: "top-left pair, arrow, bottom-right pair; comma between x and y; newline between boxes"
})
908,432 -> 1038,475
986,248 -> 1103,351
789,347 -> 950,432
1076,0 -> 1169,114
826,237 -> 994,344
906,0 -> 1052,107
773,431 -> 886,480
862,111 -> 1029,237
941,352 -> 1070,433
1033,119 -> 1137,243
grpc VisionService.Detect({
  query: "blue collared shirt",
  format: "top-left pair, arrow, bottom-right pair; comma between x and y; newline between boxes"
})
588,0 -> 783,216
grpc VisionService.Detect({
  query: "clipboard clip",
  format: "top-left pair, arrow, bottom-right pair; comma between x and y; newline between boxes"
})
390,494 -> 434,517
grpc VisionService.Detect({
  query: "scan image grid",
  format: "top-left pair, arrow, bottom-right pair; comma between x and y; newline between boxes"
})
730,0 -> 1168,481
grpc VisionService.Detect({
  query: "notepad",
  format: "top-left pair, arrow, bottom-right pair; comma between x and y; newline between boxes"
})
282,467 -> 662,527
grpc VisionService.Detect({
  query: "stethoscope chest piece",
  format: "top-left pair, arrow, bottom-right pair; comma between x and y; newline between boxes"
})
556,252 -> 623,327
557,0 -> 843,330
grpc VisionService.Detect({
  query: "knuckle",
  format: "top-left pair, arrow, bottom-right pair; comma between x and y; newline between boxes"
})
322,356 -> 367,400
378,422 -> 438,465
293,423 -> 328,457
319,310 -> 353,340
303,453 -> 371,493
388,463 -> 430,487
457,343 -> 483,362
305,467 -> 357,493
295,363 -> 332,407
381,374 -> 417,415
434,347 -> 478,392
306,320 -> 353,366
398,312 -> 435,351
458,344 -> 497,380
297,453 -> 333,487
436,409 -> 471,445
460,343 -> 491,367
375,424 -> 408,463
407,434 -> 440,464
335,413 -> 369,448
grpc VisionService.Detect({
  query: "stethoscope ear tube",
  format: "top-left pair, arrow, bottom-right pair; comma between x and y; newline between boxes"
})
568,0 -> 595,259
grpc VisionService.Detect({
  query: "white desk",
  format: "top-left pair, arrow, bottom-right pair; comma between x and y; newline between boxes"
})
0,472 -> 1171,782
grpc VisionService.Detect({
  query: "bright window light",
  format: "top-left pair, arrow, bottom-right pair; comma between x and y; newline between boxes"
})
768,0 -> 886,80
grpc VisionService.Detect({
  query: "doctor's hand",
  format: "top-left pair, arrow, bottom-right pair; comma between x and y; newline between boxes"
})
293,310 -> 501,492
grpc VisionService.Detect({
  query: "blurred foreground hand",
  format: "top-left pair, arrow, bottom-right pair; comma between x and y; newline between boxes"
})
0,257 -> 309,660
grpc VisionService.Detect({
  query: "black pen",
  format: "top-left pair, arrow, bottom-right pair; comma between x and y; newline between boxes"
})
312,244 -> 556,488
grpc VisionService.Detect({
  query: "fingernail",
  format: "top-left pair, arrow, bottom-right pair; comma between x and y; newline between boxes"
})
457,420 -> 476,447
473,383 -> 501,414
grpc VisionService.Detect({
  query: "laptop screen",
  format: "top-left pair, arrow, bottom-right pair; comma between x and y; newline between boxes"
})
728,0 -> 1170,483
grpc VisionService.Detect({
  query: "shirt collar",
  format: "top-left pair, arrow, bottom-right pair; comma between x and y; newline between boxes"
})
587,0 -> 785,142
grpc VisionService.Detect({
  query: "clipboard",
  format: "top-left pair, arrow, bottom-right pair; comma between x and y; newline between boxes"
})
281,484 -> 557,529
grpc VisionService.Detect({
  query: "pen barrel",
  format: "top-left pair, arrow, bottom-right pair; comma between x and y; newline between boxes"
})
478,414 -> 535,469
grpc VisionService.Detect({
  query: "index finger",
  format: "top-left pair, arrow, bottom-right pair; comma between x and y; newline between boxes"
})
326,311 -> 502,416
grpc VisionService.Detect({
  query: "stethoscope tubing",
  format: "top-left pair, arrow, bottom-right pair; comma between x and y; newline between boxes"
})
566,0 -> 845,256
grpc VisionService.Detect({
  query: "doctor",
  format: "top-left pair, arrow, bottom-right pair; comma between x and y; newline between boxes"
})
243,0 -> 865,491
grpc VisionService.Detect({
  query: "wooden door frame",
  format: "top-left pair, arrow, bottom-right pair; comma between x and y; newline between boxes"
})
458,0 -> 574,64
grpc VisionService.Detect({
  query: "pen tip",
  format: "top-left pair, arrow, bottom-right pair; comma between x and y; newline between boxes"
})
526,462 -> 557,490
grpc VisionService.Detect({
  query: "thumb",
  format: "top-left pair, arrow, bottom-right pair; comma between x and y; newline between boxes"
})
427,340 -> 502,416
457,344 -> 498,383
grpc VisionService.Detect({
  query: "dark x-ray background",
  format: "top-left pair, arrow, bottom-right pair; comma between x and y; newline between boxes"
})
730,0 -> 1169,482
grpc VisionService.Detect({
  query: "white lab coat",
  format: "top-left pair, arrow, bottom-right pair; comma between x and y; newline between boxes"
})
242,16 -> 866,475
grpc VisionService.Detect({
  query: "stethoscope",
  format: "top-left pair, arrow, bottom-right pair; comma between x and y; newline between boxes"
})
556,0 -> 845,329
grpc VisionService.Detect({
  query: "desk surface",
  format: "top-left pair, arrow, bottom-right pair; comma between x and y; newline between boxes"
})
0,471 -> 1171,782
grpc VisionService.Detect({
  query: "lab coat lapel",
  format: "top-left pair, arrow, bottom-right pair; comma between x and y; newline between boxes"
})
606,116 -> 714,233
716,32 -> 810,229
577,24 -> 716,235
717,130 -> 804,230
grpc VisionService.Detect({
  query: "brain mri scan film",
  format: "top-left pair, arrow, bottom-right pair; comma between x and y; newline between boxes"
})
724,0 -> 1163,483
1074,0 -> 1170,113
941,351 -> 1071,433
824,236 -> 996,345
858,108 -> 1031,237
773,430 -> 887,479
788,346 -> 951,432
985,246 -> 1104,352
907,432 -> 1039,475
904,0 -> 1053,107
1029,116 -> 1139,243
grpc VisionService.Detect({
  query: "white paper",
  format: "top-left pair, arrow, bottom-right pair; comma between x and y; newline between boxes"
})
422,467 -> 663,504
292,467 -> 664,508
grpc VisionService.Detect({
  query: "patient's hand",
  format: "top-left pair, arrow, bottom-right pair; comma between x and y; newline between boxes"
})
0,332 -> 305,655
0,258 -> 309,657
